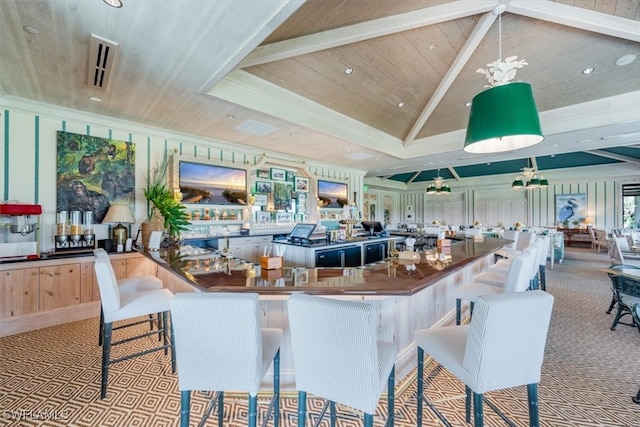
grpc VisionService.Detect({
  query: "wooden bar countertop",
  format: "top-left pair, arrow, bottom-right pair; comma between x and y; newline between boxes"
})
146,237 -> 507,296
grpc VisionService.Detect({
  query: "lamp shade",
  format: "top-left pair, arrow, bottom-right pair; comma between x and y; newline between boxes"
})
464,82 -> 544,154
512,179 -> 524,190
102,205 -> 134,224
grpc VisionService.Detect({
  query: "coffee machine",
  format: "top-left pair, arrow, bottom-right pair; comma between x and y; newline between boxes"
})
0,202 -> 42,261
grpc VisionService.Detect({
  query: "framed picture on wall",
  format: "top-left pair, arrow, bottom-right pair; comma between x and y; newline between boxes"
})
555,193 -> 587,225
276,212 -> 293,224
286,171 -> 295,182
256,169 -> 270,179
294,177 -> 309,192
255,211 -> 272,224
256,181 -> 272,193
270,168 -> 287,181
253,193 -> 268,206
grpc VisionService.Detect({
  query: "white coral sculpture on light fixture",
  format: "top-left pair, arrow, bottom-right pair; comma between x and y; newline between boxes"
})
476,55 -> 528,87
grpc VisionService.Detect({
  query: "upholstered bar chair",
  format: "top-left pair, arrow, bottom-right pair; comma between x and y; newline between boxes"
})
170,292 -> 282,427
502,230 -> 519,249
93,251 -> 175,399
487,236 -> 550,291
494,230 -> 536,260
94,248 -> 163,346
474,244 -> 538,289
287,293 -> 396,427
416,290 -> 554,427
455,250 -> 535,325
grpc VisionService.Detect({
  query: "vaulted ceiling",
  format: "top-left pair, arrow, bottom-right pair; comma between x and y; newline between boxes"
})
1,0 -> 639,186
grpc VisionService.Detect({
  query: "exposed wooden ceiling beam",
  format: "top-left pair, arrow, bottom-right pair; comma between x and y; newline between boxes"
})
508,0 -> 640,42
406,171 -> 422,184
239,0 -> 498,67
530,157 -> 539,170
448,167 -> 461,181
585,149 -> 640,165
403,11 -> 497,146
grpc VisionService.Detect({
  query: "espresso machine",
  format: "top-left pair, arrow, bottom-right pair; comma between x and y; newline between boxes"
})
54,210 -> 95,253
0,202 -> 42,261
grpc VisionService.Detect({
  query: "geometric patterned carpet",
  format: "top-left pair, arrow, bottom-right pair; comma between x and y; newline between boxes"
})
1,247 -> 639,426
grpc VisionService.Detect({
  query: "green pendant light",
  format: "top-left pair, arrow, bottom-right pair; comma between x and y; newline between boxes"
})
463,9 -> 544,154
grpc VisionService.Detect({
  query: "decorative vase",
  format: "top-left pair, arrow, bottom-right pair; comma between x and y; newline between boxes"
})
140,210 -> 165,250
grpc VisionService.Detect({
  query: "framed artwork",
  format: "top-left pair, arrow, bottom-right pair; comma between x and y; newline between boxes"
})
286,171 -> 295,182
256,181 -> 272,193
317,179 -> 348,208
294,176 -> 309,192
56,131 -> 135,223
406,205 -> 413,213
253,193 -> 268,206
276,212 -> 293,224
255,211 -> 272,223
256,169 -> 270,179
555,193 -> 587,224
179,161 -> 246,204
274,182 -> 293,210
270,168 -> 287,181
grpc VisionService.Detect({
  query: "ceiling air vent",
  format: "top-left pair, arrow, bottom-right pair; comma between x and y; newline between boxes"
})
87,34 -> 118,90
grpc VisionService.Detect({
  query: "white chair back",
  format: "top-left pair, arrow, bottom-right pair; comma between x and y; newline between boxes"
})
171,292 -> 265,394
617,236 -> 631,252
503,230 -> 519,249
609,238 -> 624,265
465,228 -> 482,237
423,226 -> 441,235
287,294 -> 392,415
515,231 -> 536,251
93,251 -> 122,315
536,236 -> 551,268
503,249 -> 535,293
462,290 -> 554,394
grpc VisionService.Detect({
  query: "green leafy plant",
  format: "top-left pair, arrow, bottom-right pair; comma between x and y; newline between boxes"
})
144,152 -> 190,238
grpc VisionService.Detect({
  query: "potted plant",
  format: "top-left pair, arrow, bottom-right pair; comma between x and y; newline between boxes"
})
142,152 -> 190,247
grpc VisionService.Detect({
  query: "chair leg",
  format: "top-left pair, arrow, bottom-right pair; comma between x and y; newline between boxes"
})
298,391 -> 307,427
456,299 -> 461,325
364,413 -> 373,427
157,312 -> 163,342
100,322 -> 113,399
527,383 -> 539,427
180,390 -> 191,427
98,307 -> 104,346
539,265 -> 546,291
606,293 -> 617,314
170,316 -> 176,373
248,393 -> 257,427
162,311 -> 169,356
330,401 -> 336,427
417,347 -> 424,427
387,365 -> 395,427
465,386 -> 471,423
217,392 -> 224,427
470,301 -> 475,320
473,392 -> 483,427
611,304 -> 625,330
274,349 -> 280,427
633,388 -> 640,404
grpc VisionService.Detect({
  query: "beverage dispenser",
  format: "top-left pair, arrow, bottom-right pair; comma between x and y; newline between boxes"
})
0,202 -> 42,261
55,209 -> 96,253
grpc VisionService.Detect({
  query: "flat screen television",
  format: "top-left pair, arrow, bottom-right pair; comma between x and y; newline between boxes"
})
361,220 -> 384,233
317,179 -> 348,208
179,161 -> 247,204
288,223 -> 316,241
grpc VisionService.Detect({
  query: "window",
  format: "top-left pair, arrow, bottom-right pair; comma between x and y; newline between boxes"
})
622,183 -> 640,229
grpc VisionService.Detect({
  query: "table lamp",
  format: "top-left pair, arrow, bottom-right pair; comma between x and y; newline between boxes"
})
103,204 -> 134,245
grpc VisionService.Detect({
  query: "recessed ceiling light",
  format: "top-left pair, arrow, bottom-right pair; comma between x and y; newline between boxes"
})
553,143 -> 558,147
582,67 -> 594,75
344,67 -> 353,75
550,154 -> 555,158
465,102 -> 472,107
616,53 -> 637,66
397,102 -> 404,108
89,96 -> 102,102
23,26 -> 38,34
226,114 -> 235,119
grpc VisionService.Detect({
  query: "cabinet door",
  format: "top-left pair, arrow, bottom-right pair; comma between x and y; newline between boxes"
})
343,246 -> 362,267
39,264 -> 81,311
364,242 -> 386,264
1,267 -> 39,318
110,258 -> 128,280
315,249 -> 342,267
80,262 -> 97,303
126,256 -> 157,277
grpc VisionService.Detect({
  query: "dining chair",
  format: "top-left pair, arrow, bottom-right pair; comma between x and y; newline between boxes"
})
94,248 -> 163,346
608,273 -> 640,331
171,292 -> 282,427
93,251 -> 175,399
416,290 -> 554,427
287,293 -> 396,427
494,231 -> 536,260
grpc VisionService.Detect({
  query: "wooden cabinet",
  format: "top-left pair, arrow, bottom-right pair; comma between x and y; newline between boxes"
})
315,246 -> 361,268
39,264 -> 81,311
0,267 -> 39,317
225,235 -> 274,263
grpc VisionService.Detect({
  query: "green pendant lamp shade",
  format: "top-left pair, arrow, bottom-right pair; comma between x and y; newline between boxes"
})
464,82 -> 544,154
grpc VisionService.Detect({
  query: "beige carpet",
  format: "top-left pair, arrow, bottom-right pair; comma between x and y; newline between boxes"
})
1,247 -> 639,426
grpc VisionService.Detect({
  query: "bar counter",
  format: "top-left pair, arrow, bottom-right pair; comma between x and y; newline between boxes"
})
146,237 -> 507,296
147,237 -> 507,390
